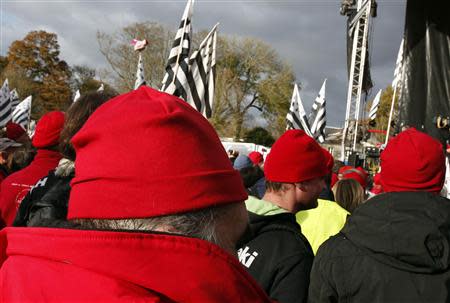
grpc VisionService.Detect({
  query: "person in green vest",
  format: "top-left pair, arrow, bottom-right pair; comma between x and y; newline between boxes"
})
296,148 -> 349,254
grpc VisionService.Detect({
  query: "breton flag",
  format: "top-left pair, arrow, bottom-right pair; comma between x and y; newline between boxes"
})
184,24 -> 217,118
134,52 -> 146,90
131,39 -> 148,90
161,0 -> 194,99
10,89 -> 20,111
309,79 -> 327,143
73,90 -> 81,103
368,89 -> 382,121
392,39 -> 404,88
286,83 -> 313,137
97,83 -> 104,92
0,79 -> 11,127
12,96 -> 32,130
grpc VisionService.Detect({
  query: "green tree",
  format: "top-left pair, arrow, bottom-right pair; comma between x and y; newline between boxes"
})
366,86 -> 399,141
243,127 -> 275,146
211,37 -> 295,139
6,30 -> 71,116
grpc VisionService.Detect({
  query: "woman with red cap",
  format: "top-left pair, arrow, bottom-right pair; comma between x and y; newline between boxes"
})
0,111 -> 65,228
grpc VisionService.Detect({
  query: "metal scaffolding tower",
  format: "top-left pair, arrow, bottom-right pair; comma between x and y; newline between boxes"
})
340,0 -> 374,160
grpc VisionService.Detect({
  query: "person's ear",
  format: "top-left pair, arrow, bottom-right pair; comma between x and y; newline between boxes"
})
295,182 -> 307,192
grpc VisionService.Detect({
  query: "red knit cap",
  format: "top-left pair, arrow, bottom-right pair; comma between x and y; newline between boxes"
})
6,122 -> 26,141
321,148 -> 334,174
340,166 -> 367,189
248,151 -> 264,165
68,86 -> 247,219
264,130 -> 327,183
380,128 -> 445,193
32,111 -> 65,148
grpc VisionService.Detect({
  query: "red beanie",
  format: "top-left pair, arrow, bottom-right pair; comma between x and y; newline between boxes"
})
322,148 -> 334,174
6,122 -> 26,141
370,173 -> 383,195
380,128 -> 445,193
331,173 -> 339,188
248,151 -> 264,165
264,129 -> 328,183
32,111 -> 65,148
68,86 -> 247,219
339,166 -> 367,189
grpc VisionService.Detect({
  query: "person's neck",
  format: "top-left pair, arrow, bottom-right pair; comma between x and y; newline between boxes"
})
262,191 -> 295,213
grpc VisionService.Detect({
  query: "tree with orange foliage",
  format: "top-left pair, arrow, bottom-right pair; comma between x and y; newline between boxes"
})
6,30 -> 71,116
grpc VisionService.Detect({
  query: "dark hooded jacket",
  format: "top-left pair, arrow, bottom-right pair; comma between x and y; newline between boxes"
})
13,159 -> 73,227
309,191 -> 450,303
238,200 -> 314,303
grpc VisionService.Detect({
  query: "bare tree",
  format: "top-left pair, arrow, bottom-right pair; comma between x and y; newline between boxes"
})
97,22 -> 173,92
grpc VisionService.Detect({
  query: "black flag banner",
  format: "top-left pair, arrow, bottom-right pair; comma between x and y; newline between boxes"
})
397,0 -> 450,145
161,0 -> 193,99
185,24 -> 217,118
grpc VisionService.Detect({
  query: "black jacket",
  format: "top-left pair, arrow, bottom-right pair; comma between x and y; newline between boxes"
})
309,191 -> 450,303
13,159 -> 73,227
238,211 -> 314,303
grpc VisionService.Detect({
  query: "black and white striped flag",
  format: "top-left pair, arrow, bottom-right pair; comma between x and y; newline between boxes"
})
12,96 -> 32,130
392,39 -> 404,88
368,89 -> 382,121
309,79 -> 327,143
286,83 -> 313,137
184,24 -> 217,118
10,89 -> 20,111
0,79 -> 11,127
134,52 -> 146,90
161,0 -> 194,98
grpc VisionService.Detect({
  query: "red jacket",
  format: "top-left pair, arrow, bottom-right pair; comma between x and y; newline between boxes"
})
0,150 -> 61,227
0,227 -> 273,302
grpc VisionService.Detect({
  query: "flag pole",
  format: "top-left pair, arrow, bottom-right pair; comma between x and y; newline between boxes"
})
172,0 -> 194,85
198,23 -> 219,49
26,96 -> 32,133
384,85 -> 398,144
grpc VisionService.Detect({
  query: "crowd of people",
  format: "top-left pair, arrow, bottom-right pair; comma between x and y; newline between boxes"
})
0,85 -> 449,302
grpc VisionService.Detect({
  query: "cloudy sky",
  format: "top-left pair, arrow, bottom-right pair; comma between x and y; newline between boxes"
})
1,0 -> 406,127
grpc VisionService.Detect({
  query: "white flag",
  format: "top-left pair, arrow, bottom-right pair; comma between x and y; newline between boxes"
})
368,89 -> 382,121
392,39 -> 404,88
10,89 -> 20,111
0,79 -> 11,127
286,84 -> 313,137
184,24 -> 217,118
134,52 -> 146,90
308,79 -> 327,143
12,96 -> 32,130
97,83 -> 104,92
73,90 -> 81,103
161,0 -> 194,98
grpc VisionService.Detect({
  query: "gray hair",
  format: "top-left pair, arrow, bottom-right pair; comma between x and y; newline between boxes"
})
72,204 -> 232,247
